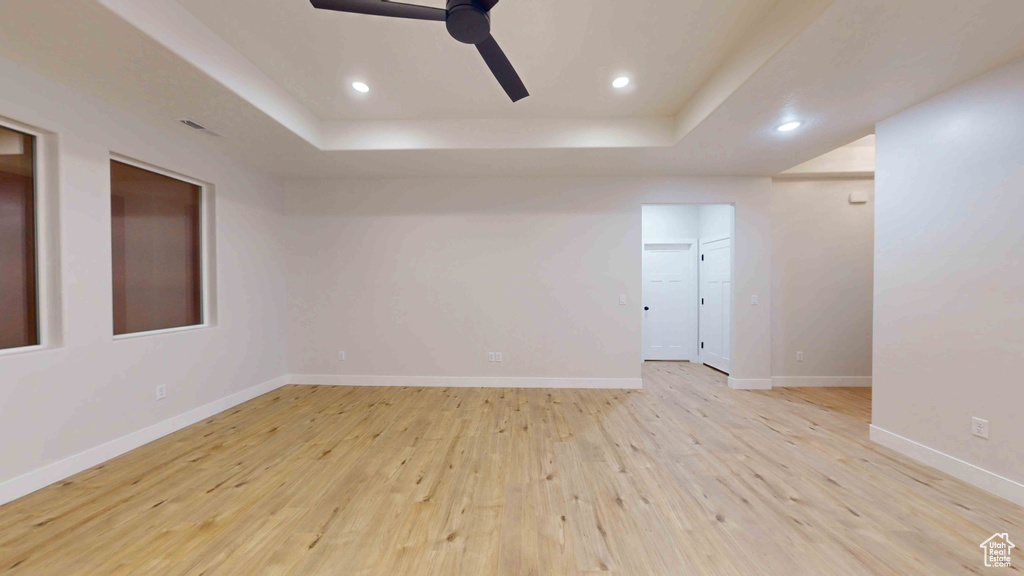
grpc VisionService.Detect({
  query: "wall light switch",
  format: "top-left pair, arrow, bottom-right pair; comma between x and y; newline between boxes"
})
156,385 -> 167,401
751,295 -> 759,305
849,190 -> 870,204
495,352 -> 503,362
338,351 -> 346,361
972,417 -> 990,439
619,295 -> 627,306
797,351 -> 804,362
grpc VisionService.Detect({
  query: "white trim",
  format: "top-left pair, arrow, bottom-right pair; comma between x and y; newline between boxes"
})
110,153 -> 208,188
771,376 -> 872,388
727,377 -> 772,390
112,323 -> 214,341
869,425 -> 1024,508
287,374 -> 642,390
0,375 -> 288,507
643,238 -> 696,247
0,344 -> 47,358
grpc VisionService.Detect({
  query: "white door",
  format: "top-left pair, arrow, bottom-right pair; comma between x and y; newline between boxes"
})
642,243 -> 697,361
699,237 -> 731,373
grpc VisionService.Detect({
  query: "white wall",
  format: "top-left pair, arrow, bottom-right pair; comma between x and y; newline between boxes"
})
872,57 -> 1024,505
771,179 -> 874,387
285,178 -> 772,389
641,204 -> 700,241
643,204 -> 734,243
0,57 -> 288,501
698,204 -> 735,239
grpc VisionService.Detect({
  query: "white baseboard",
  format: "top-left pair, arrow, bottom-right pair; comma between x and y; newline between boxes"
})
772,376 -> 872,388
870,425 -> 1024,508
287,374 -> 643,390
727,377 -> 773,390
0,374 -> 289,507
727,376 -> 872,390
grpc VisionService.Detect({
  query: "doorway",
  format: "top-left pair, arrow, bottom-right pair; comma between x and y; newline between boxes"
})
641,204 -> 734,373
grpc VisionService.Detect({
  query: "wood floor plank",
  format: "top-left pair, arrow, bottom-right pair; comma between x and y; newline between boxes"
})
2,362 -> 1022,575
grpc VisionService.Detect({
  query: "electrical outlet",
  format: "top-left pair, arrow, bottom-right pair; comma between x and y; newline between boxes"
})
751,295 -> 759,305
797,351 -> 804,362
495,352 -> 503,362
156,385 -> 167,401
488,352 -> 495,362
338,351 -> 346,361
972,417 -> 990,439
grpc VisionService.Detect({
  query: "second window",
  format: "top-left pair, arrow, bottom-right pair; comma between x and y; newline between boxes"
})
111,159 -> 204,336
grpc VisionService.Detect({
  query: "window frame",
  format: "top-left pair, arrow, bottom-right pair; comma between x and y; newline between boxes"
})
0,117 -> 54,357
109,154 -> 215,341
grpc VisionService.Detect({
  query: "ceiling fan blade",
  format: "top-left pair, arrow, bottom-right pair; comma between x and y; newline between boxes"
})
475,35 -> 529,102
477,0 -> 500,11
310,0 -> 447,21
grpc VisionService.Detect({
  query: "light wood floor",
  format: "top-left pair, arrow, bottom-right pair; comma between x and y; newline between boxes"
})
1,363 -> 1022,575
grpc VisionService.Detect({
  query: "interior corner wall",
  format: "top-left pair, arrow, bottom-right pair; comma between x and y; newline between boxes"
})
770,178 -> 874,387
284,177 -> 772,388
872,56 -> 1024,505
0,56 -> 289,502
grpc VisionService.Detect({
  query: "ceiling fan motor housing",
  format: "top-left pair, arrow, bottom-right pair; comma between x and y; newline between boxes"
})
446,0 -> 490,44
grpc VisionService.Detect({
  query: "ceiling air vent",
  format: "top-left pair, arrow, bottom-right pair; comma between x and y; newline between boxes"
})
178,118 -> 220,136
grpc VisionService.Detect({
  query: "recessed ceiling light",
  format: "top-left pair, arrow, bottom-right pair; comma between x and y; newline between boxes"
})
612,77 -> 631,89
777,121 -> 802,132
352,81 -> 370,94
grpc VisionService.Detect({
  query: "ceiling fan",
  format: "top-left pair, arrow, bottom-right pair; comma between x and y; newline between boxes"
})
310,0 -> 529,102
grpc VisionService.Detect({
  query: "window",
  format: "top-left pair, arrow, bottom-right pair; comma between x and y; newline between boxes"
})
111,159 -> 204,336
0,125 -> 38,350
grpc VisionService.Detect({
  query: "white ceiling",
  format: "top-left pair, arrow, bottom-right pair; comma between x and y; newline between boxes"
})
176,0 -> 775,121
0,0 -> 1022,178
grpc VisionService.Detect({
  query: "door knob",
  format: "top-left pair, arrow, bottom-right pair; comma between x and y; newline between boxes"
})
644,306 -> 649,311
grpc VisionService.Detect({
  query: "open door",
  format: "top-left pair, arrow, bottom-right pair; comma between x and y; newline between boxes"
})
699,236 -> 731,373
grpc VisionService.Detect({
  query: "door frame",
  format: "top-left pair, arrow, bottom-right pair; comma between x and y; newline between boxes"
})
641,238 -> 700,361
696,234 -> 732,372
